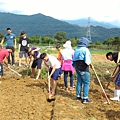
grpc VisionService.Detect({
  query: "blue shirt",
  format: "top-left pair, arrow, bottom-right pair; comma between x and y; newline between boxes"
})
73,46 -> 92,65
4,33 -> 16,46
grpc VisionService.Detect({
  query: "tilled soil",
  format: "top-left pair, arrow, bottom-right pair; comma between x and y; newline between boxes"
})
0,53 -> 120,120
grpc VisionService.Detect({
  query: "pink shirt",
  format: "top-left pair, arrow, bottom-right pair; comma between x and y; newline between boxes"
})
0,48 -> 9,62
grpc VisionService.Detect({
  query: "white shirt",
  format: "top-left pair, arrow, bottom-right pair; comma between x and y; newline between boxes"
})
45,54 -> 61,69
62,48 -> 74,60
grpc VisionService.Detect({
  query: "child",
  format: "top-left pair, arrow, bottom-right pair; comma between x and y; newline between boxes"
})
18,31 -> 30,67
56,44 -> 63,79
28,46 -> 42,80
40,53 -> 61,97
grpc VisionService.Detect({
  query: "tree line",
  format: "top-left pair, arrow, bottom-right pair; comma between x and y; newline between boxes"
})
0,31 -> 120,50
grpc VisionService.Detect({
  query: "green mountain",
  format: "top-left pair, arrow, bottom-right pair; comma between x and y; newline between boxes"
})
0,12 -> 120,43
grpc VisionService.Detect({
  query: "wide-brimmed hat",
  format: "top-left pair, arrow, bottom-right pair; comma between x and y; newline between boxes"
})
78,37 -> 91,47
63,40 -> 72,48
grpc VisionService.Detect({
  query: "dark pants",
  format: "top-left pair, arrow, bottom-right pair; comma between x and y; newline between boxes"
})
8,51 -> 15,65
64,71 -> 74,88
6,46 -> 15,65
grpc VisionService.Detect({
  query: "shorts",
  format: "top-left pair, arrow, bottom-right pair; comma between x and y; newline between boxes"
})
6,46 -> 15,52
49,67 -> 60,80
115,72 -> 120,86
19,51 -> 28,58
59,67 -> 63,75
0,63 -> 3,76
31,58 -> 42,69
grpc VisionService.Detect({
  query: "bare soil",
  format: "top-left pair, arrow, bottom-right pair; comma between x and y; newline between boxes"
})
0,53 -> 120,120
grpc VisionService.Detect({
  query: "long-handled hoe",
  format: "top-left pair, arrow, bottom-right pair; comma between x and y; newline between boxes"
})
93,67 -> 110,104
8,67 -> 22,77
106,65 -> 119,89
47,70 -> 55,102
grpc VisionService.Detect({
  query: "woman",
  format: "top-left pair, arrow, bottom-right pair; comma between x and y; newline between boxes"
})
61,40 -> 75,90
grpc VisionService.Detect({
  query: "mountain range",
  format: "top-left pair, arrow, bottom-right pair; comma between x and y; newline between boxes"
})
0,12 -> 120,43
63,19 -> 120,28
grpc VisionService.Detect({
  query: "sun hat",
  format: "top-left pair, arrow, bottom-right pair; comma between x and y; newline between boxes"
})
63,40 -> 72,48
78,37 -> 91,47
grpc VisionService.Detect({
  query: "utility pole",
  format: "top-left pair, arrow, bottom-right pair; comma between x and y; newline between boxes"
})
86,17 -> 92,42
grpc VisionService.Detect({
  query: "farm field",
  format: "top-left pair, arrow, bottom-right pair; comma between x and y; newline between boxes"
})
0,52 -> 120,120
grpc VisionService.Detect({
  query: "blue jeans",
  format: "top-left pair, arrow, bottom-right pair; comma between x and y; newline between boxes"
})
76,70 -> 90,99
64,71 -> 74,88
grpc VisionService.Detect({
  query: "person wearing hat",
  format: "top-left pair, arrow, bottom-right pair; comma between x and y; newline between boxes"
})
61,40 -> 75,90
18,31 -> 30,67
73,37 -> 94,103
1,28 -> 16,66
27,46 -> 42,80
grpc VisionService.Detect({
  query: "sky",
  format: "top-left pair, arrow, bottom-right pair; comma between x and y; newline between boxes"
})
0,0 -> 120,24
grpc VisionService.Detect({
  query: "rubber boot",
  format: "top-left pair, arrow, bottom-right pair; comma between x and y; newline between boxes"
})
110,89 -> 120,101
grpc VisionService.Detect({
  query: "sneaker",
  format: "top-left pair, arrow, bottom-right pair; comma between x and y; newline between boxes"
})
82,99 -> 92,103
12,64 -> 15,66
76,97 -> 81,101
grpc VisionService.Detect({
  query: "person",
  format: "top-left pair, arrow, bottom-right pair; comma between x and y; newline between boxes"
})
73,37 -> 94,103
18,31 -> 30,67
106,52 -> 120,101
40,53 -> 61,97
1,28 -> 16,66
28,46 -> 42,80
0,44 -> 9,83
56,44 -> 63,79
61,40 -> 75,90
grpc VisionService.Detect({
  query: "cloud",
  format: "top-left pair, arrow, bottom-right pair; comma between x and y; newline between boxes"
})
0,0 -> 120,22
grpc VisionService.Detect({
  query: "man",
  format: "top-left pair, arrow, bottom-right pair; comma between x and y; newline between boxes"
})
1,28 -> 16,66
106,52 -> 120,101
28,46 -> 42,80
18,31 -> 30,67
0,44 -> 9,83
40,53 -> 61,97
73,37 -> 94,103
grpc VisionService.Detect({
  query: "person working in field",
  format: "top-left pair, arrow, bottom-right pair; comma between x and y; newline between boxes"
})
1,28 -> 16,66
0,44 -> 10,84
61,40 -> 75,91
73,37 -> 94,103
40,53 -> 61,97
106,52 -> 120,101
56,44 -> 63,79
18,31 -> 30,67
27,46 -> 42,80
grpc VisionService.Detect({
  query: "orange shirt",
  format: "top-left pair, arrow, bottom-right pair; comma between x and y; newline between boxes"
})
57,49 -> 63,64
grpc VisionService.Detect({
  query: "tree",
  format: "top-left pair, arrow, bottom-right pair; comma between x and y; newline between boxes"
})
53,31 -> 67,44
0,32 -> 4,42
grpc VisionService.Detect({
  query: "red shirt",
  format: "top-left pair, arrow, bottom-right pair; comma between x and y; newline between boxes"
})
0,48 -> 9,62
